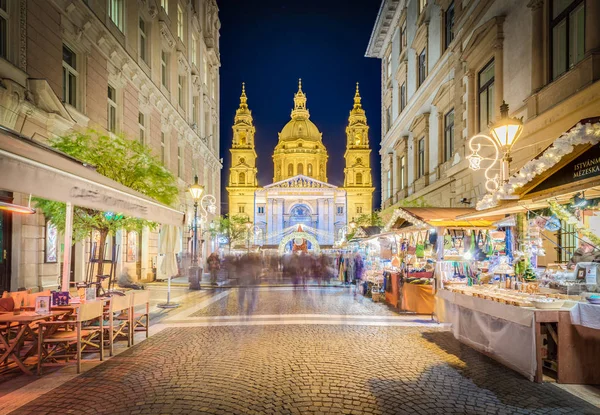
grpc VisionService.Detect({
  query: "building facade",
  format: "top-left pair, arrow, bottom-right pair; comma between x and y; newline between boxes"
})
367,0 -> 600,212
227,81 -> 374,252
0,0 -> 221,292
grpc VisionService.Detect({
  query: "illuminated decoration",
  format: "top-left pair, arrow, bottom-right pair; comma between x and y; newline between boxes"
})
477,122 -> 600,210
0,201 -> 35,214
188,175 -> 204,201
548,201 -> 600,247
467,134 -> 500,192
383,208 -> 429,232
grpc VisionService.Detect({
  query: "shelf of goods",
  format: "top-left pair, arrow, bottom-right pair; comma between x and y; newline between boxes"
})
436,284 -> 600,384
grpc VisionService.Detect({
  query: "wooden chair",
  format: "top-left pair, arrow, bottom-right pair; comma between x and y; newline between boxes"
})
26,290 -> 52,307
106,294 -> 131,356
8,291 -> 29,310
131,291 -> 150,345
37,301 -> 104,374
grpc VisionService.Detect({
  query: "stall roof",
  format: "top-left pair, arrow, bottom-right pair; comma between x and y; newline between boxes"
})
353,226 -> 382,238
384,207 -> 504,231
0,128 -> 184,226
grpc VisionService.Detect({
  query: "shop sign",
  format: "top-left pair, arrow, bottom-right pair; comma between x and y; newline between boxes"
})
529,144 -> 600,194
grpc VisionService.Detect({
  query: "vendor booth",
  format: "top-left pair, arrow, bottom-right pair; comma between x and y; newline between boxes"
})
441,120 -> 600,384
381,208 -> 502,316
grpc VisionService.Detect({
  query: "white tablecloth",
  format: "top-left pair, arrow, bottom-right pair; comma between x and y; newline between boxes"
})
570,303 -> 600,330
436,290 -> 537,381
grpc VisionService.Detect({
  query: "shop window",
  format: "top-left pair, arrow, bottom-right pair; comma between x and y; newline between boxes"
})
139,18 -> 148,64
444,1 -> 455,50
0,1 -> 8,59
444,109 -> 455,162
551,0 -> 585,79
45,221 -> 58,263
417,137 -> 425,178
108,0 -> 124,32
418,48 -> 427,87
62,45 -> 78,108
107,85 -> 117,133
478,59 -> 495,132
126,231 -> 138,263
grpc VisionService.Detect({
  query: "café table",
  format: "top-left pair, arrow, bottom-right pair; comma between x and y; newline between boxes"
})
0,310 -> 68,375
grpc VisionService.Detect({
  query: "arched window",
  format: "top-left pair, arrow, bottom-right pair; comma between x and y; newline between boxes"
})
239,172 -> 245,184
356,173 -> 363,185
297,163 -> 303,175
288,164 -> 294,176
307,164 -> 313,176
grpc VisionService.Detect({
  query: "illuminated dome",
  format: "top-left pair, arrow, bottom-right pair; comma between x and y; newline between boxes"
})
273,79 -> 329,182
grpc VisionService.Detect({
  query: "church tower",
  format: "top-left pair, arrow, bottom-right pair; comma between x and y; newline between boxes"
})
343,83 -> 374,223
226,83 -> 257,221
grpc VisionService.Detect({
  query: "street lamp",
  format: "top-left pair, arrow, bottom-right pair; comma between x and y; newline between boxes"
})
188,175 -> 204,268
467,101 -> 524,192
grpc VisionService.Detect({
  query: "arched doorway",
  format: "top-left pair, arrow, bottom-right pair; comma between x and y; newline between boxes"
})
289,204 -> 312,228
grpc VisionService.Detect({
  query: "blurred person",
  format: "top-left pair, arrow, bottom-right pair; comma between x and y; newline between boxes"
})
207,252 -> 221,286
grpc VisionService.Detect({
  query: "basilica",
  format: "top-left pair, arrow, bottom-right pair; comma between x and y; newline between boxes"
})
226,80 -> 374,253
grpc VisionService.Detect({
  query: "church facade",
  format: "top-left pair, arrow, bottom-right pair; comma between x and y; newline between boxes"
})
226,80 -> 374,252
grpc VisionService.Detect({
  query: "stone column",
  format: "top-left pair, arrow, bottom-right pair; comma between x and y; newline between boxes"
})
466,69 -> 476,137
493,40 -> 504,116
528,0 -> 545,92
437,111 -> 444,167
586,0 -> 600,54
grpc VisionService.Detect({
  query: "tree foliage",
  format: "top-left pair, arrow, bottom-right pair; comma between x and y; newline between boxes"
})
210,214 -> 251,251
34,130 -> 179,244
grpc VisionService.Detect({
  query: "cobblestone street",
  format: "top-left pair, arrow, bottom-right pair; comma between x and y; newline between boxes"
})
3,288 -> 598,415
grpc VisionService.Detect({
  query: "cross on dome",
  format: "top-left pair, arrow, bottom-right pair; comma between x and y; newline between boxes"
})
292,78 -> 309,119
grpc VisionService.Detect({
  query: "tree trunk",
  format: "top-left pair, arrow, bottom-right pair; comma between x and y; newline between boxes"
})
96,229 -> 109,278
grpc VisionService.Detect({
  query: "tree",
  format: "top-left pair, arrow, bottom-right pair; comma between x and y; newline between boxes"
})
34,130 -> 178,276
210,214 -> 252,253
347,210 -> 384,240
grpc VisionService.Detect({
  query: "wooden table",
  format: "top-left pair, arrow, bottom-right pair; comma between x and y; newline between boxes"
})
0,310 -> 68,375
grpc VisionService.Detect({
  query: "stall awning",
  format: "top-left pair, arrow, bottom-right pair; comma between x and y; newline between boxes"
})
0,129 -> 183,226
384,207 -> 504,231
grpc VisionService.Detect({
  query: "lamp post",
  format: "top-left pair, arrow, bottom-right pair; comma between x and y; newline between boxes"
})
187,176 -> 204,289
467,101 -> 523,192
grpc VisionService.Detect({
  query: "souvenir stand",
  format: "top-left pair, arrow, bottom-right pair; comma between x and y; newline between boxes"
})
349,227 -> 387,300
382,207 -> 500,316
444,120 -> 600,383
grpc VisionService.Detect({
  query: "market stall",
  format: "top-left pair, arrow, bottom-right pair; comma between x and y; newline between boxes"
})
446,120 -> 600,383
382,208 -> 502,315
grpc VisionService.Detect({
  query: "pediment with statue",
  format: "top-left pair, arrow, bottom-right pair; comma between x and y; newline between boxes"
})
264,175 -> 338,189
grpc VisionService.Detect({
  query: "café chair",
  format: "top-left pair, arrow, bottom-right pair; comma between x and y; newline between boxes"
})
37,301 -> 104,375
106,294 -> 131,356
131,291 -> 150,345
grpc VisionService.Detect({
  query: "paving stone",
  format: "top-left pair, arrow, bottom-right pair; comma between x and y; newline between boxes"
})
7,288 -> 600,415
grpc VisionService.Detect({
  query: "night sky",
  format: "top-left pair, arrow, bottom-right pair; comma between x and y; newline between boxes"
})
218,0 -> 382,214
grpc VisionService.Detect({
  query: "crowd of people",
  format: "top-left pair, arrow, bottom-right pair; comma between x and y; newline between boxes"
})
205,251 -> 337,287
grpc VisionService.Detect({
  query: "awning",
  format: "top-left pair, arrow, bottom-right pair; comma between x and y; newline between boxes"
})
384,207 -> 504,231
0,128 -> 184,226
